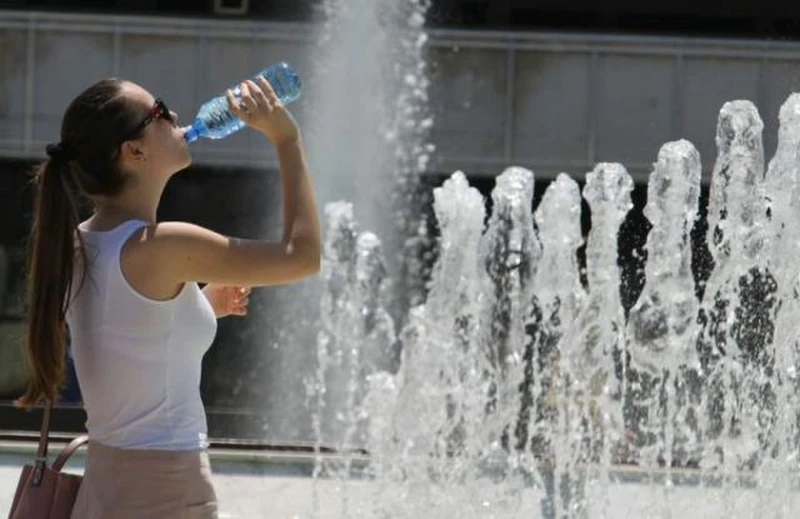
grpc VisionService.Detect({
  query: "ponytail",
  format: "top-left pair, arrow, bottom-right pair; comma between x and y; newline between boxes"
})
15,153 -> 86,407
15,77 -> 132,406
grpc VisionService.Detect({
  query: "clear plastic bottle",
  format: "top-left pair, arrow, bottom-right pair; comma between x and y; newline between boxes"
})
182,62 -> 302,143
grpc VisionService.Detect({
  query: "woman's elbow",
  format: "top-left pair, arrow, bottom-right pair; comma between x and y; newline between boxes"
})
297,241 -> 321,277
303,251 -> 322,276
306,256 -> 321,276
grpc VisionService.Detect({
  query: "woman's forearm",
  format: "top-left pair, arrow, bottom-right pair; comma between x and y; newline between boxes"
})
275,138 -> 321,265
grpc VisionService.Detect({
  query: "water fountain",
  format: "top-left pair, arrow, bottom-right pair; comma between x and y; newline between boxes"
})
305,96 -> 800,518
247,0 -> 432,444
290,1 -> 800,518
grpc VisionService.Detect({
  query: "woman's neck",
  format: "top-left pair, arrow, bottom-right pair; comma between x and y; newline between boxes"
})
89,181 -> 165,230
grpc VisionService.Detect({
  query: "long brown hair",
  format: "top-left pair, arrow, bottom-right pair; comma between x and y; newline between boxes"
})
16,78 -> 146,407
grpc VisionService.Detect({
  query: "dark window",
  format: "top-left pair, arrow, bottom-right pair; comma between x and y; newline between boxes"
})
4,0 -> 800,39
0,0 -> 319,21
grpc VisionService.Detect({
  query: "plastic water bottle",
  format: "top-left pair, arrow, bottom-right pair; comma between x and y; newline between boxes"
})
182,62 -> 302,143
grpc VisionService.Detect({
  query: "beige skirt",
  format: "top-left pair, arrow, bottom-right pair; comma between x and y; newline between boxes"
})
71,442 -> 218,519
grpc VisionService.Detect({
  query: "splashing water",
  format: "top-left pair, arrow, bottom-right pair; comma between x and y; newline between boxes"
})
252,0 -> 432,451
304,0 -> 434,499
297,1 -> 800,518
305,96 -> 800,519
305,0 -> 433,295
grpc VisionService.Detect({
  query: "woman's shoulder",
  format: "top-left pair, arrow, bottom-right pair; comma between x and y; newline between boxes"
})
119,221 -> 212,300
129,221 -> 223,249
121,221 -> 230,273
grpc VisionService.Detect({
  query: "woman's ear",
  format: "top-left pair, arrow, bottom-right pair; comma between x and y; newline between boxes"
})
120,140 -> 147,164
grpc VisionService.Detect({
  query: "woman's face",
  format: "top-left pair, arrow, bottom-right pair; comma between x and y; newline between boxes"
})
120,81 -> 191,180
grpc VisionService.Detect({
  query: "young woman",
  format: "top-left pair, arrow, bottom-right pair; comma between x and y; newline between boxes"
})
17,75 -> 320,518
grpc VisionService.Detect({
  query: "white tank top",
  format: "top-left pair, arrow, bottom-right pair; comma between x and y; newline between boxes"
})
65,219 -> 217,450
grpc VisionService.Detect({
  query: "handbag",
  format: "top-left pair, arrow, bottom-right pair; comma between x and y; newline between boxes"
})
7,402 -> 89,519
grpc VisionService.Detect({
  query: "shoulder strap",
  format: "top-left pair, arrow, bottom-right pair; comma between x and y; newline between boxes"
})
112,219 -> 149,261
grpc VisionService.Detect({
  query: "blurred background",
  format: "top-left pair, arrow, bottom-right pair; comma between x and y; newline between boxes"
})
3,0 -> 800,444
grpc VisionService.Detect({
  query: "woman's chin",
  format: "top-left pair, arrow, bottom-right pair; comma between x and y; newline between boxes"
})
179,151 -> 193,171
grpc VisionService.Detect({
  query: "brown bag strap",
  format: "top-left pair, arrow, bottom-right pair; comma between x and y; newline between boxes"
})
32,401 -> 89,484
31,401 -> 53,486
36,401 -> 53,459
52,435 -> 89,472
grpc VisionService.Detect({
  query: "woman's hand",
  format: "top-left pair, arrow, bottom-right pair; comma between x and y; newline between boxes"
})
202,284 -> 251,318
226,76 -> 300,147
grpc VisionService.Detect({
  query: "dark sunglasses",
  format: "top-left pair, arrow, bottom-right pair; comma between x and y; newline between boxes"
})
122,98 -> 174,142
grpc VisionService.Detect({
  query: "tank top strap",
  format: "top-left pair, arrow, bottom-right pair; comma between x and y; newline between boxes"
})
107,219 -> 150,252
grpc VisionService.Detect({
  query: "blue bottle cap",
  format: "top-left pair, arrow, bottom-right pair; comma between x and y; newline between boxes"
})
183,125 -> 200,143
